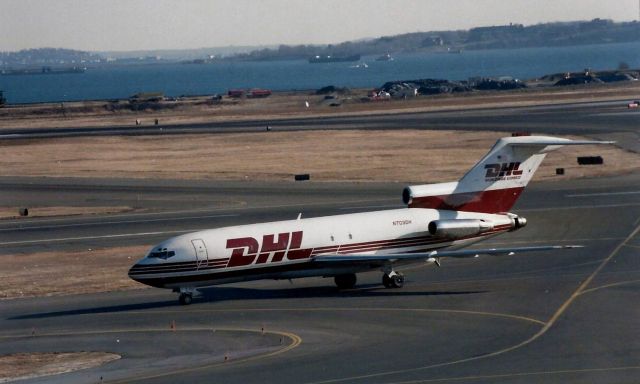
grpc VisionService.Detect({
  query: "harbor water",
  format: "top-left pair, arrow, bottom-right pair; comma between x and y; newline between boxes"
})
1,42 -> 639,104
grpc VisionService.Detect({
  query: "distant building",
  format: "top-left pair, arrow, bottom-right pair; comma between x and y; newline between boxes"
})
247,89 -> 272,98
228,89 -> 245,98
129,92 -> 164,102
228,89 -> 272,98
467,23 -> 524,42
421,36 -> 444,47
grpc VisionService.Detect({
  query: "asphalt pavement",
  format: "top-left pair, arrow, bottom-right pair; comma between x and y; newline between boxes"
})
1,173 -> 639,383
2,99 -> 640,151
1,99 -> 639,383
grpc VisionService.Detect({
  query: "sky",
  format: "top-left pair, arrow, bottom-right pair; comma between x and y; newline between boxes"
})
1,0 -> 638,52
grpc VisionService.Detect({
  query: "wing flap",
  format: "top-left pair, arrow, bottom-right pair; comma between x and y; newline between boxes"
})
312,245 -> 583,263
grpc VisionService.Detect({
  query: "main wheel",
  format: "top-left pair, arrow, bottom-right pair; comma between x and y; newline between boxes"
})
179,293 -> 193,305
391,274 -> 404,288
382,274 -> 393,288
334,273 -> 357,290
383,273 -> 404,288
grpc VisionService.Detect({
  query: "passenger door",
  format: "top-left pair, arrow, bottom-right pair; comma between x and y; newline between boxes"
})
191,239 -> 209,270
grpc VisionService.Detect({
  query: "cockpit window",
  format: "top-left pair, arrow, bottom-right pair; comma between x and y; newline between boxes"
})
148,248 -> 176,259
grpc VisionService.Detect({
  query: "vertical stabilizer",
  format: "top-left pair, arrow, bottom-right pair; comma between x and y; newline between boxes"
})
403,136 -> 613,213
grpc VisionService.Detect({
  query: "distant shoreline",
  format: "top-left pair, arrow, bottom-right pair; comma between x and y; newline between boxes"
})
0,62 -> 637,107
2,41 -> 639,105
1,78 -> 639,133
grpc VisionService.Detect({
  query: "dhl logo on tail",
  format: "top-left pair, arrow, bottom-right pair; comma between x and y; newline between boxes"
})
484,162 -> 523,181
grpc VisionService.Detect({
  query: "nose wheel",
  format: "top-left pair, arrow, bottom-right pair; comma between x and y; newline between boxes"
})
176,287 -> 197,305
382,272 -> 404,288
178,293 -> 193,305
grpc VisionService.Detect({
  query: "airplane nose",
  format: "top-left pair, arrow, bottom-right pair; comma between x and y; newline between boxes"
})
128,264 -> 138,281
128,263 -> 145,282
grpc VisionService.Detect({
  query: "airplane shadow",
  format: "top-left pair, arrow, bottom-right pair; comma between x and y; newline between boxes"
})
10,299 -> 178,320
10,285 -> 487,320
199,284 -> 487,302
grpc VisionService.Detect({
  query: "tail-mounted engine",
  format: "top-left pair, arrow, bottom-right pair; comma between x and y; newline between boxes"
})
428,214 -> 527,239
428,219 -> 493,238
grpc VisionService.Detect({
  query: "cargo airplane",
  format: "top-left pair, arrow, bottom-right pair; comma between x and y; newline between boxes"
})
129,135 -> 611,304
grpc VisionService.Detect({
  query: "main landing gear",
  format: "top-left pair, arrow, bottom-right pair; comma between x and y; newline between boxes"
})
333,271 -> 405,290
382,271 -> 404,288
334,273 -> 357,290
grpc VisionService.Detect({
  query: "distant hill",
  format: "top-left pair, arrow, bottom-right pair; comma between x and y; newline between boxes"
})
0,48 -> 103,67
2,19 -> 639,66
98,45 -> 275,61
231,19 -> 640,61
0,46 -> 273,67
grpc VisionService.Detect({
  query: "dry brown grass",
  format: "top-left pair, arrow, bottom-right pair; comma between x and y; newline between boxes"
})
0,246 -> 149,300
0,352 -> 120,382
1,130 -> 637,183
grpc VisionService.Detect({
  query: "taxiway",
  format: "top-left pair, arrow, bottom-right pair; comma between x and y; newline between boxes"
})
1,173 -> 639,383
2,99 -> 640,152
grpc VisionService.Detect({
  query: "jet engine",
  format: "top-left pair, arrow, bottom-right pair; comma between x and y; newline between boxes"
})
428,219 -> 493,238
428,215 -> 526,239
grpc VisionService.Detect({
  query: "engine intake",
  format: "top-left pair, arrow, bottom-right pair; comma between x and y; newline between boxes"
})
513,216 -> 527,229
428,219 -> 494,238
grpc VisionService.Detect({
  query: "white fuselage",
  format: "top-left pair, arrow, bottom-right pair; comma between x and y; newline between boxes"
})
128,208 -> 514,289
128,135 -> 607,303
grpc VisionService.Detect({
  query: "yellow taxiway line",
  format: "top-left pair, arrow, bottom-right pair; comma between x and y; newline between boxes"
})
0,327 -> 301,384
388,365 -> 640,383
305,221 -> 640,384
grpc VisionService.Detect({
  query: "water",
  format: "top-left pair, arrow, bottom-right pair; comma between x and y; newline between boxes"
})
1,42 -> 639,104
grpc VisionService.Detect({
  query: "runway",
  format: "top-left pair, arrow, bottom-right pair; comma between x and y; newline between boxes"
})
2,99 -> 640,151
1,98 -> 639,383
1,172 -> 639,383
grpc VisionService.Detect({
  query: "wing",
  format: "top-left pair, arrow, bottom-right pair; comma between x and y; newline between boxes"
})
312,245 -> 583,264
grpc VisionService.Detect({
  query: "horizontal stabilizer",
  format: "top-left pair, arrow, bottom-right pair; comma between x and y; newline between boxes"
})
506,137 -> 614,148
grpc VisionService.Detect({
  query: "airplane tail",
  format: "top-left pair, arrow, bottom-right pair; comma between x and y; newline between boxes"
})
403,135 -> 613,213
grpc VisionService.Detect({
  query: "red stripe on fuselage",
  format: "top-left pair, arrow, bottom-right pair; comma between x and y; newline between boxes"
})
408,187 -> 525,213
132,227 -> 514,278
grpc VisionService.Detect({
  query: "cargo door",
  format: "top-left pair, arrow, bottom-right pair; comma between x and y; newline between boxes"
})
191,239 -> 209,270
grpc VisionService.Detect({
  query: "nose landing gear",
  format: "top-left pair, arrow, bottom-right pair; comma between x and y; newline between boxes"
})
179,293 -> 193,305
175,287 -> 198,305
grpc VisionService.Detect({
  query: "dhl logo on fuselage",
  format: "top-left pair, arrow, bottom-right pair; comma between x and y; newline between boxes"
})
484,162 -> 523,181
226,231 -> 312,267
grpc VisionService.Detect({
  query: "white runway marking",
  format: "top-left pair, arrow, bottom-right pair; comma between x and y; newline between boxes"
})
519,202 -> 640,212
0,214 -> 238,232
589,112 -> 640,117
565,191 -> 640,198
339,204 -> 400,210
0,229 -> 199,246
0,198 -> 397,226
